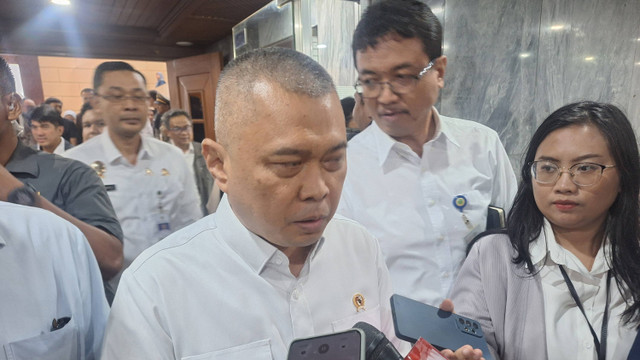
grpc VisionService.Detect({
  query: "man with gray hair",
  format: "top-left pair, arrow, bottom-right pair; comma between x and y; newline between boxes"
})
161,109 -> 214,215
101,48 -> 403,359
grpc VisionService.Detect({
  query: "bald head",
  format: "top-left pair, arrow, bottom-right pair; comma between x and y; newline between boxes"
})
214,48 -> 336,149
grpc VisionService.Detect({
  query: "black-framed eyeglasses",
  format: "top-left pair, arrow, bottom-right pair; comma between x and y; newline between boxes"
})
96,93 -> 150,103
530,161 -> 616,187
168,125 -> 192,133
354,61 -> 435,99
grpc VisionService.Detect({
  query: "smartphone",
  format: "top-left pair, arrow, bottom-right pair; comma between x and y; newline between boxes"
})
390,294 -> 494,360
287,328 -> 365,360
486,205 -> 506,230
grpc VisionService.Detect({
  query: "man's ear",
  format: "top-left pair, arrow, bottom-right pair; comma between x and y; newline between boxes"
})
56,124 -> 64,136
202,138 -> 229,193
434,55 -> 447,89
7,94 -> 22,121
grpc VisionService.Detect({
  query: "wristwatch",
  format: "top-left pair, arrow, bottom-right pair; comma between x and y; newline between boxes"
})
7,184 -> 39,207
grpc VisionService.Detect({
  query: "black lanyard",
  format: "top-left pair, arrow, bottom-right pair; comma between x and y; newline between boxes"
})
558,265 -> 612,360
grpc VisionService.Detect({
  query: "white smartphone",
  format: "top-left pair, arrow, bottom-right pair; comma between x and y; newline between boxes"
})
287,328 -> 365,360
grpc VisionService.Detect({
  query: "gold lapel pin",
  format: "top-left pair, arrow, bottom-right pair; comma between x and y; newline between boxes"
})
145,168 -> 153,175
161,168 -> 170,176
352,293 -> 366,312
89,161 -> 106,178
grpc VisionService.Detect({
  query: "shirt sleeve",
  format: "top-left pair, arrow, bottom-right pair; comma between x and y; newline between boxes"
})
57,159 -> 124,242
101,271 -> 174,360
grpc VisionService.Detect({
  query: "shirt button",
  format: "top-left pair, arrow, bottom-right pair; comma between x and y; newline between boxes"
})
584,340 -> 592,349
437,235 -> 445,243
292,289 -> 299,300
274,256 -> 283,265
428,199 -> 436,207
442,272 -> 450,278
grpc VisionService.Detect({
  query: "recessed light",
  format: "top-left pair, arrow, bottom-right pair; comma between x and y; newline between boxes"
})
317,44 -> 327,49
550,24 -> 566,31
176,41 -> 193,47
51,0 -> 71,5
519,53 -> 531,58
584,56 -> 595,61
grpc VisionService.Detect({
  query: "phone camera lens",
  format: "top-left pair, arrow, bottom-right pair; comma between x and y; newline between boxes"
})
319,344 -> 329,354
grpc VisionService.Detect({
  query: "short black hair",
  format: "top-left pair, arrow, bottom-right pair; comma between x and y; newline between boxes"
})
93,61 -> 147,90
340,97 -> 355,125
352,0 -> 442,66
30,104 -> 64,127
0,57 -> 16,96
161,109 -> 191,130
44,97 -> 62,105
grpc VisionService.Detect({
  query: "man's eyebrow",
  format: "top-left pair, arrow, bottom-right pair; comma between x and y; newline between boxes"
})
326,142 -> 347,153
359,63 -> 416,76
269,142 -> 346,157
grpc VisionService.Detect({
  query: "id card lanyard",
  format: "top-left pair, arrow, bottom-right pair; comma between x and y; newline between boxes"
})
558,265 -> 612,360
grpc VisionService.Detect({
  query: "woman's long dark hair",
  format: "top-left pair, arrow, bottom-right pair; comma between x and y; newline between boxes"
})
507,101 -> 640,324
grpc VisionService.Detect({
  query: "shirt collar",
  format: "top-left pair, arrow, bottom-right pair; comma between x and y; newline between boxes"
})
370,107 -> 459,166
169,140 -> 194,154
530,218 -> 611,274
215,196 -> 325,275
99,132 -> 153,164
5,140 -> 39,178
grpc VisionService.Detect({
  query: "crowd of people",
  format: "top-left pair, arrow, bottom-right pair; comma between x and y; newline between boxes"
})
1,0 -> 639,359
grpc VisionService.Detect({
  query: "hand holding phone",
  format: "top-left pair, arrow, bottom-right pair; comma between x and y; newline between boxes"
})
390,294 -> 493,360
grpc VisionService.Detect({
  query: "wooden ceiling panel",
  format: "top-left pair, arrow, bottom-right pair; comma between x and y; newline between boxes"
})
0,0 -> 272,61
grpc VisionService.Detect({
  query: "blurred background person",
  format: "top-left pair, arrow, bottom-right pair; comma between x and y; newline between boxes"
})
44,97 -> 80,145
30,104 -> 72,154
161,109 -> 214,216
78,102 -> 105,142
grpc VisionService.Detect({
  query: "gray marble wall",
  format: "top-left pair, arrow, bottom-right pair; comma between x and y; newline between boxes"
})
433,0 -> 640,168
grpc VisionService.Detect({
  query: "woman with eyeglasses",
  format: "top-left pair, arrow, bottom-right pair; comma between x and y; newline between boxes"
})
443,101 -> 640,360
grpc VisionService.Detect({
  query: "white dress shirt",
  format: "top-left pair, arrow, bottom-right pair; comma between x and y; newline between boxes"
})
0,202 -> 109,360
101,196 -> 403,359
37,137 -> 66,155
64,133 -> 202,289
531,220 -> 636,360
171,139 -> 195,177
338,108 -> 517,306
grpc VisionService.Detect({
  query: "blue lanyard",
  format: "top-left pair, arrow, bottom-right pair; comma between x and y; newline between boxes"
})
558,265 -> 612,360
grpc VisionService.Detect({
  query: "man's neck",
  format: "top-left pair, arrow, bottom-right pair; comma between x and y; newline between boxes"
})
43,137 -> 62,154
392,109 -> 436,157
109,129 -> 142,165
0,132 -> 18,166
177,142 -> 190,153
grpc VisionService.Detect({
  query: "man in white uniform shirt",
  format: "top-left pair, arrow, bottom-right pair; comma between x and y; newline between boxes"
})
65,61 -> 202,296
0,202 -> 108,360
101,48 -> 404,359
338,0 -> 518,306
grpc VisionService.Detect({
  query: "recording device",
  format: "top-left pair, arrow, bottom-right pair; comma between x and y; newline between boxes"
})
353,322 -> 403,360
287,328 -> 365,360
390,294 -> 494,360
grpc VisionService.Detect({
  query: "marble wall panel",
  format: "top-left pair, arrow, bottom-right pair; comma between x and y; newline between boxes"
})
440,0 -> 542,162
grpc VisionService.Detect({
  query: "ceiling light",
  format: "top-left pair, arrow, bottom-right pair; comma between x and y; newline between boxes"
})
550,24 -> 566,31
519,53 -> 531,58
317,44 -> 327,49
176,41 -> 193,46
584,56 -> 595,61
51,0 -> 71,5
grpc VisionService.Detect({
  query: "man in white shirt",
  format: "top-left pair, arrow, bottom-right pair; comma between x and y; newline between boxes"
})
65,61 -> 202,297
30,104 -> 72,154
338,0 -> 518,306
161,109 -> 214,215
101,48 -> 403,359
0,202 -> 109,360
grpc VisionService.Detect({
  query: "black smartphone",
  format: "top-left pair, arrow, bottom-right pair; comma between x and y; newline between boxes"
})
390,294 -> 494,360
287,328 -> 365,360
486,205 -> 506,230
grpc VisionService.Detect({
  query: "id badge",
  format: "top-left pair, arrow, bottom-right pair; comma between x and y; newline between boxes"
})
152,212 -> 172,239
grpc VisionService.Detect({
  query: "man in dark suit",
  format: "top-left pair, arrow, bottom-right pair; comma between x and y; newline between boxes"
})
161,109 -> 214,215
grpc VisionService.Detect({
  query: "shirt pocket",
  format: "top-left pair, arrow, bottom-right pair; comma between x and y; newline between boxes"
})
4,318 -> 79,360
181,339 -> 272,360
331,304 -> 382,332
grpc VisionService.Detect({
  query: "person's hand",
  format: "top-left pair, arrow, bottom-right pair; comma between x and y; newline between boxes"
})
440,345 -> 484,360
437,299 -> 485,360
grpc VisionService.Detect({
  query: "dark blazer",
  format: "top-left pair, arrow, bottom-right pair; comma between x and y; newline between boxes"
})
192,142 -> 214,216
